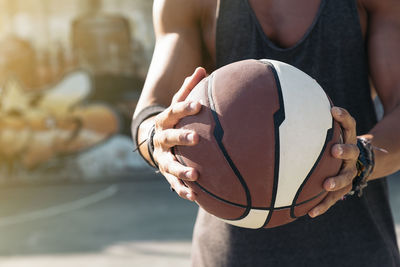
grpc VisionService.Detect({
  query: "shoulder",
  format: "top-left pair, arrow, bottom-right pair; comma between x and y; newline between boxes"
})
153,0 -> 206,33
358,0 -> 400,15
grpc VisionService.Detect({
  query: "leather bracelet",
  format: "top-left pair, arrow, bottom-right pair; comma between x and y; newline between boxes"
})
348,138 -> 375,197
147,124 -> 158,168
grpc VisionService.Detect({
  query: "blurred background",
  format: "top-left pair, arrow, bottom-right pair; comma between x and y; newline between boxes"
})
0,0 -> 198,266
0,0 -> 156,179
0,0 -> 397,266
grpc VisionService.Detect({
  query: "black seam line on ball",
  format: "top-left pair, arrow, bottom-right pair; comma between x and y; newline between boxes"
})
207,73 -> 252,220
259,60 -> 286,228
290,123 -> 334,219
194,180 -> 326,211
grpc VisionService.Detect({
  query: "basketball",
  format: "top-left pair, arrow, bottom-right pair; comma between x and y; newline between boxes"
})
174,59 -> 342,229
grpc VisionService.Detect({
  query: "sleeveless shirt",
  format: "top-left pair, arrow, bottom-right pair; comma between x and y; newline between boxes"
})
190,0 -> 400,266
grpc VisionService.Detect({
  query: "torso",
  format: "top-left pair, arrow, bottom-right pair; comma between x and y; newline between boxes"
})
198,0 -> 368,71
190,2 -> 400,266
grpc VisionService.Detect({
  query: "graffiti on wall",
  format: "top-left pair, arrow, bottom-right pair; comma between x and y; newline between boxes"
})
0,0 -> 154,181
0,71 -> 119,173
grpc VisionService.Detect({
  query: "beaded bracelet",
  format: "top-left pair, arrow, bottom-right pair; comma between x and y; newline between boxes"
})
347,138 -> 375,197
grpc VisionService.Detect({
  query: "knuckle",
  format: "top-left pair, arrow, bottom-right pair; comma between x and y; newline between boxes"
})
184,101 -> 192,111
160,162 -> 169,174
154,112 -> 166,129
175,102 -> 185,113
154,119 -> 162,129
167,106 -> 174,117
154,135 -> 164,149
153,131 -> 160,144
176,102 -> 188,114
341,108 -> 349,115
158,132 -> 168,145
176,170 -> 187,180
178,132 -> 187,143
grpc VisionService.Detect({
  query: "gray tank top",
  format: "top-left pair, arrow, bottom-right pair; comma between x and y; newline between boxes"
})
191,0 -> 400,266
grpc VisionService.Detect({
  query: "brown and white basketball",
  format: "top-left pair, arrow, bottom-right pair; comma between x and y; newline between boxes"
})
174,59 -> 342,229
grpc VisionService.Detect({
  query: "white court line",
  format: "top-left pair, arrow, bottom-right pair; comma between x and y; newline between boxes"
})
0,185 -> 118,227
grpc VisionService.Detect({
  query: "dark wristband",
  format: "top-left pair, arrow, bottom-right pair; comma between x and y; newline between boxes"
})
131,105 -> 165,166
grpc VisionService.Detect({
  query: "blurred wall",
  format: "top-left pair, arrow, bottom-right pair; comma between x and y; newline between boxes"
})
0,0 -> 154,81
0,0 -> 155,182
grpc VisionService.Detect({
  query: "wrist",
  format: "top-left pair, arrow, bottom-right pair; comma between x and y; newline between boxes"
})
132,105 -> 166,168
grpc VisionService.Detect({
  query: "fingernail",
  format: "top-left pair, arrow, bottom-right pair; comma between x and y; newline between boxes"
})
311,209 -> 319,217
329,180 -> 336,190
336,146 -> 343,155
186,193 -> 192,199
190,102 -> 197,110
187,133 -> 194,142
333,107 -> 342,116
185,170 -> 197,180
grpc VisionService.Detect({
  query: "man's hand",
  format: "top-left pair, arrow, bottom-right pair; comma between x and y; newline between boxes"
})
152,67 -> 206,201
309,107 -> 360,218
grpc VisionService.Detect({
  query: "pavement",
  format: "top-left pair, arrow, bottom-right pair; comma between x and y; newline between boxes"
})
0,171 -> 398,267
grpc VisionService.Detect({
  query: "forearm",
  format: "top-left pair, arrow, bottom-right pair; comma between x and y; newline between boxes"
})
364,105 -> 400,180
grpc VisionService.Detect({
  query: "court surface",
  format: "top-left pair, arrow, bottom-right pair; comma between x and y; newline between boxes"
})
0,171 -> 398,267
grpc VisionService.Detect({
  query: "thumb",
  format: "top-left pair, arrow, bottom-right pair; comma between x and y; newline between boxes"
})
172,67 -> 207,103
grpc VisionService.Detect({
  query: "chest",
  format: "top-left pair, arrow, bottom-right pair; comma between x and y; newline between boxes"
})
201,0 -> 367,68
247,0 -> 322,48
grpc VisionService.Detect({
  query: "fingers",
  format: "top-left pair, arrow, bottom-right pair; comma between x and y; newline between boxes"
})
154,128 -> 199,148
331,107 -> 357,143
164,173 -> 196,201
325,107 -> 359,191
331,144 -> 359,160
149,67 -> 205,202
308,185 -> 351,218
152,126 -> 199,201
308,107 -> 359,218
157,154 -> 198,182
172,67 -> 207,103
152,98 -> 202,202
156,100 -> 202,129
324,161 -> 357,191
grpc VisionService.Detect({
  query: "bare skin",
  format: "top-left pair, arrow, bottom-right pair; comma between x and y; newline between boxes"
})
133,0 -> 400,217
